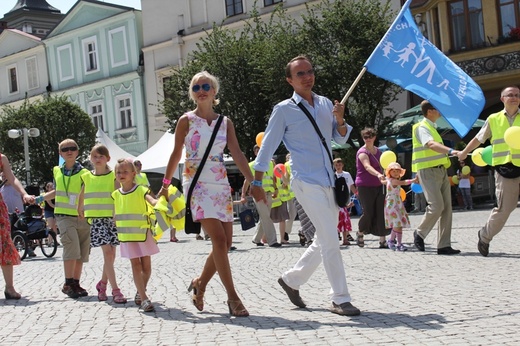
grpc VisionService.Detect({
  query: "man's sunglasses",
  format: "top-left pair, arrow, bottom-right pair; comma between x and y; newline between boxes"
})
60,146 -> 78,153
192,83 -> 211,93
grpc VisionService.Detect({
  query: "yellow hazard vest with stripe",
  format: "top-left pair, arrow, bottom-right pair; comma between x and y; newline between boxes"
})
249,160 -> 275,192
81,171 -> 115,218
53,166 -> 89,216
412,119 -> 451,172
135,173 -> 149,186
112,185 -> 152,242
154,185 -> 186,239
271,177 -> 282,208
284,161 -> 295,199
488,111 -> 520,166
276,175 -> 291,202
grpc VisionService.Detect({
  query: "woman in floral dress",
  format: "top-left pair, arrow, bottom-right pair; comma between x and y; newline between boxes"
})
0,153 -> 35,299
161,71 -> 255,317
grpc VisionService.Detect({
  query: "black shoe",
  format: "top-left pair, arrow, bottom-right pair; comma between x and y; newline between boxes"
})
277,277 -> 306,308
72,283 -> 88,296
284,232 -> 289,241
414,231 -> 425,251
252,241 -> 264,246
62,285 -> 80,299
437,247 -> 461,255
298,232 -> 306,246
330,302 -> 361,316
229,246 -> 237,251
477,230 -> 489,257
269,242 -> 282,248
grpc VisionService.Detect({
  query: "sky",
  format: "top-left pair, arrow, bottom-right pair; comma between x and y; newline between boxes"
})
1,0 -> 141,18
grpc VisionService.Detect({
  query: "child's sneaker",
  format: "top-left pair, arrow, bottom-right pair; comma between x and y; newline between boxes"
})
396,244 -> 408,251
388,239 -> 396,250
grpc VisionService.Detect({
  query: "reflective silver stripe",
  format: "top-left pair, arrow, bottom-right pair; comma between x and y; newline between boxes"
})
56,191 -> 72,197
84,192 -> 111,199
168,191 -> 182,202
117,213 -> 147,221
54,202 -> 76,210
83,204 -> 114,211
156,215 -> 169,231
412,146 -> 429,153
492,138 -> 505,144
172,208 -> 186,220
412,153 -> 447,164
512,154 -> 520,159
116,226 -> 145,234
493,152 -> 509,158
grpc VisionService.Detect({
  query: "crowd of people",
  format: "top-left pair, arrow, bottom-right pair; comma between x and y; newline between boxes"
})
1,56 -> 518,319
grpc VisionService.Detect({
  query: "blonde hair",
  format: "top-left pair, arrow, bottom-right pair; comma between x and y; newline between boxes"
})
59,138 -> 78,151
90,144 -> 110,157
188,71 -> 220,106
114,158 -> 136,173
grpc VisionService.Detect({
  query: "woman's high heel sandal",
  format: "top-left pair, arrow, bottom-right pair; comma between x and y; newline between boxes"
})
187,278 -> 205,311
227,299 -> 249,317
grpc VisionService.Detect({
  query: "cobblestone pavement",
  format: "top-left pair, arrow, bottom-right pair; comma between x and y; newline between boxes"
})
1,205 -> 519,345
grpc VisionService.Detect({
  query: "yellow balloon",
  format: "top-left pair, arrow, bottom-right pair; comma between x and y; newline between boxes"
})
380,151 -> 397,169
452,175 -> 459,185
400,187 -> 406,202
504,126 -> 520,149
461,166 -> 470,175
471,148 -> 486,167
256,132 -> 264,147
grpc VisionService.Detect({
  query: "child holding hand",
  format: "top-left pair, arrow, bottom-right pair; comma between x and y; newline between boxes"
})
112,158 -> 159,312
383,162 -> 417,251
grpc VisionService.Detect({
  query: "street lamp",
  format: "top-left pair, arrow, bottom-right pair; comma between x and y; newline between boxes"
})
8,128 -> 40,185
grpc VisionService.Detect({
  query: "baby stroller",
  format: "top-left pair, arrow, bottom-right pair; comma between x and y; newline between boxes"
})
10,204 -> 58,260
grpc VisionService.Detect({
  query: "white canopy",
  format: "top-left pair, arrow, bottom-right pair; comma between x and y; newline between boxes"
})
136,131 -> 185,178
95,129 -> 135,168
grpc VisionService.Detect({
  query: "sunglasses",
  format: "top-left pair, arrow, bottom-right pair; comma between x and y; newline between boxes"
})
192,83 -> 211,93
295,69 -> 315,78
60,146 -> 78,153
363,135 -> 375,139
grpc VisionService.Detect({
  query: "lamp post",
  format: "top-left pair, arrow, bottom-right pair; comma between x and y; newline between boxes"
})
8,128 -> 40,185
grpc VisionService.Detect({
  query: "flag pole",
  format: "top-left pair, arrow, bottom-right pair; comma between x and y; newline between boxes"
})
340,67 -> 367,105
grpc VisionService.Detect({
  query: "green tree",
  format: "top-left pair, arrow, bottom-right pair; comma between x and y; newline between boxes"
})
162,0 -> 400,161
0,95 -> 96,186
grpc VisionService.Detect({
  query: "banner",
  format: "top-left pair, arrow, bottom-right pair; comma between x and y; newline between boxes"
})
364,0 -> 484,137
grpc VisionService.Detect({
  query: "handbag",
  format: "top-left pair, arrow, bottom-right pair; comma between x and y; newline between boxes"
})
184,114 -> 224,234
239,209 -> 256,231
293,99 -> 349,208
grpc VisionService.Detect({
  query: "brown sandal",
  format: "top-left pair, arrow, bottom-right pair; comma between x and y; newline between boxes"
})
227,299 -> 249,317
187,278 -> 204,311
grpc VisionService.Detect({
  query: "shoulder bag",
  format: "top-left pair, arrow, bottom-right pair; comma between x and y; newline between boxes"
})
184,115 -> 224,234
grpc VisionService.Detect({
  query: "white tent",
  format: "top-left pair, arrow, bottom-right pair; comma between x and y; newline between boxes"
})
95,129 -> 135,168
136,131 -> 185,179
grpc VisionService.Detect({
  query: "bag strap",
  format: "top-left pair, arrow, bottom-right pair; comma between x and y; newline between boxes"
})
292,99 -> 334,171
186,115 -> 224,209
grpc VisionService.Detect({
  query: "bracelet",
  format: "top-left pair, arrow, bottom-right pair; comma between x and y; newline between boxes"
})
448,148 -> 453,155
162,178 -> 171,185
251,180 -> 263,187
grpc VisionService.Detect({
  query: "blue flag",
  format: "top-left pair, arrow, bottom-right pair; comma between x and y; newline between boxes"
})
364,0 -> 484,137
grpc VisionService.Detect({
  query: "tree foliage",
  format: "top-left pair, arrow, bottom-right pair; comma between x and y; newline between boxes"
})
0,95 -> 96,186
162,0 -> 400,162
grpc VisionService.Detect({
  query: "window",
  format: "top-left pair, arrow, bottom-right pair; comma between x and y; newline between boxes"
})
82,36 -> 99,73
7,65 -> 18,94
57,44 -> 74,81
117,96 -> 133,129
449,0 -> 484,51
108,27 -> 129,67
264,0 -> 282,6
89,102 -> 104,131
498,0 -> 520,37
26,56 -> 39,90
225,0 -> 243,16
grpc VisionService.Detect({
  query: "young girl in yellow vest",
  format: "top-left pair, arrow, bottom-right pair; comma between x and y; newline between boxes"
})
384,162 -> 417,251
78,144 -> 126,304
112,158 -> 159,312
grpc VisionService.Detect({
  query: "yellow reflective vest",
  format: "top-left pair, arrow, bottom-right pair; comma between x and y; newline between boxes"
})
249,160 -> 275,192
112,185 -> 152,242
154,185 -> 186,240
53,165 -> 89,216
81,171 -> 115,218
412,119 -> 451,172
488,111 -> 520,166
135,173 -> 149,186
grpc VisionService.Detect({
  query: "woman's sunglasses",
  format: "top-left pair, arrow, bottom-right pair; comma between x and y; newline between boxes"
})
192,83 -> 211,93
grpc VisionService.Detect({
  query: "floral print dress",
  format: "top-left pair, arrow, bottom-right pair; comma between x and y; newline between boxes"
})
182,112 -> 233,223
0,155 -> 21,266
384,180 -> 410,229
